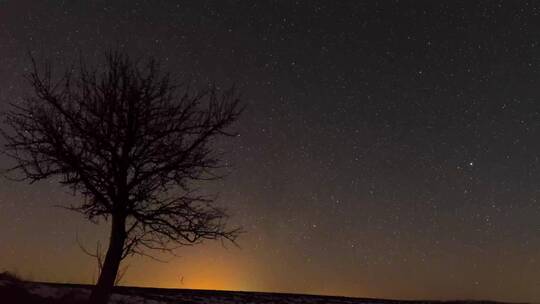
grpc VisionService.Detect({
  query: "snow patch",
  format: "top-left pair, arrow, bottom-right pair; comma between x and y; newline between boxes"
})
110,293 -> 167,304
27,283 -> 90,301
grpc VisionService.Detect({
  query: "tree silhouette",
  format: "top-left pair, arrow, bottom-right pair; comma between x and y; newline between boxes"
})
1,50 -> 243,304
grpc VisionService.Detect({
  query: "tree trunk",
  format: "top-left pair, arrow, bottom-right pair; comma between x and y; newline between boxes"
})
89,214 -> 126,304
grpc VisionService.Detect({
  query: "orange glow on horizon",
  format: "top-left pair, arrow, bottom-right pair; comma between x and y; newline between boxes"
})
127,251 -> 255,293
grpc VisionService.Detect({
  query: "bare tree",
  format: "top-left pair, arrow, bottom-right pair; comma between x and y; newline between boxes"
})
1,50 -> 243,304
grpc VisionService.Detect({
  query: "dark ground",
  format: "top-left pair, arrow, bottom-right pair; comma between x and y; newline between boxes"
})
0,272 -> 529,304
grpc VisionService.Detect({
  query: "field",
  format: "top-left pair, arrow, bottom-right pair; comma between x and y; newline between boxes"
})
0,272 -> 523,304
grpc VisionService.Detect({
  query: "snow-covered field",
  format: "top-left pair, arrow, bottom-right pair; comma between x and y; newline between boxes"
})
25,282 -> 395,304
0,275 -> 520,304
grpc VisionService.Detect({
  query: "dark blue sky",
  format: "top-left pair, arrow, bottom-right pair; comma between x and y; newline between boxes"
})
0,1 -> 539,302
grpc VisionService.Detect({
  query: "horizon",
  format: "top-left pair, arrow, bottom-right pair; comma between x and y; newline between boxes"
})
16,278 -> 535,304
1,1 -> 540,303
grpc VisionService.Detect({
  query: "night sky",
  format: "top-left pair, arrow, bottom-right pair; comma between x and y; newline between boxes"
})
1,1 -> 540,302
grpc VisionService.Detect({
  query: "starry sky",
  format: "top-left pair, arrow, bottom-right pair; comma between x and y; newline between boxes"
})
1,1 -> 540,303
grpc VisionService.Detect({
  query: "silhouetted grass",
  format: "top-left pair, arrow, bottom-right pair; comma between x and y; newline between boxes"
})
0,272 -> 87,304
